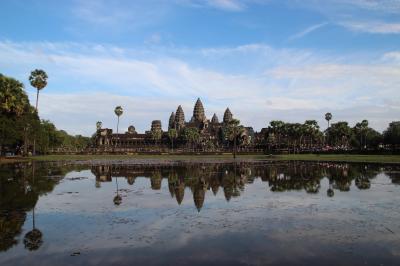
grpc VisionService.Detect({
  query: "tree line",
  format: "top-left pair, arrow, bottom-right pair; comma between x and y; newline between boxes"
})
0,72 -> 90,155
262,115 -> 399,152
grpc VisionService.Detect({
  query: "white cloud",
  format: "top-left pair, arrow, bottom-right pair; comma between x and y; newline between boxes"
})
340,21 -> 400,34
179,0 -> 247,11
0,41 -> 399,135
70,0 -> 170,32
382,51 -> 400,63
208,0 -> 244,11
288,22 -> 329,41
336,0 -> 400,14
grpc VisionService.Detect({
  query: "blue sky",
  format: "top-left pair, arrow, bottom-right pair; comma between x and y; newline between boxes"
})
1,0 -> 400,135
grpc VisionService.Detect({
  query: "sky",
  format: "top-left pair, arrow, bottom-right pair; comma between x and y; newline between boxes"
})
1,0 -> 399,136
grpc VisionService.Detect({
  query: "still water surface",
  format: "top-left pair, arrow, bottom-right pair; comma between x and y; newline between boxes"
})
0,161 -> 399,265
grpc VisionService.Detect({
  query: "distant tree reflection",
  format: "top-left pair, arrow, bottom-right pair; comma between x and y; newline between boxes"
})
89,161 -> 392,211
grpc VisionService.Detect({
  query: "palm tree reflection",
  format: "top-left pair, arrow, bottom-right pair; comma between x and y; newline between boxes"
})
113,176 -> 122,206
23,163 -> 43,251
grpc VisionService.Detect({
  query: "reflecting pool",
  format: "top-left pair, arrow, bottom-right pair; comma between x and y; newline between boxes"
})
1,161 -> 400,265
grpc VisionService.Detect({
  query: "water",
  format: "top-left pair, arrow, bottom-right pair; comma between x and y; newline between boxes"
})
1,161 -> 399,265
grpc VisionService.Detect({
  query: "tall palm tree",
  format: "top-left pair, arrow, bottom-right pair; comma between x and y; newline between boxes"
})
325,112 -> 332,129
114,106 -> 123,133
361,119 -> 369,148
168,128 -> 178,152
324,113 -> 332,146
113,177 -> 122,205
29,69 -> 48,111
29,69 -> 48,156
227,119 -> 242,159
24,163 -> 43,251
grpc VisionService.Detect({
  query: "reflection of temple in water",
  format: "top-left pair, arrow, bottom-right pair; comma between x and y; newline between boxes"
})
90,162 -> 387,211
1,161 -> 399,253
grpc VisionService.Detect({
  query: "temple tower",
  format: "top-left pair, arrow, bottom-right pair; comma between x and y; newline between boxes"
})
168,112 -> 175,130
175,105 -> 185,130
127,125 -> 136,134
151,120 -> 162,132
211,113 -> 219,124
223,108 -> 233,123
192,98 -> 206,122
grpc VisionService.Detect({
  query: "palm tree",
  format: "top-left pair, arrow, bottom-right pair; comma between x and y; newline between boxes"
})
151,130 -> 162,149
227,119 -> 242,159
96,121 -> 102,131
269,120 -> 285,150
113,176 -> 122,205
24,163 -> 43,251
29,69 -> 48,156
114,106 -> 123,133
29,69 -> 48,112
325,112 -> 332,129
168,128 -> 178,152
361,119 -> 369,149
325,112 -> 332,146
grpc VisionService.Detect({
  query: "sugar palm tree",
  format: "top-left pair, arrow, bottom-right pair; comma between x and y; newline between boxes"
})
113,176 -> 122,205
324,112 -> 332,146
114,106 -> 123,133
227,119 -> 242,159
29,69 -> 48,111
29,69 -> 48,155
24,163 -> 43,251
168,128 -> 178,152
325,112 -> 332,129
361,119 -> 369,148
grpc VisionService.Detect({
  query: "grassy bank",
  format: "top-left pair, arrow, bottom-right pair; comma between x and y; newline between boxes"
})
1,153 -> 400,164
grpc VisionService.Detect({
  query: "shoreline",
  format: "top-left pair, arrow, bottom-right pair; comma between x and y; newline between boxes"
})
1,154 -> 400,165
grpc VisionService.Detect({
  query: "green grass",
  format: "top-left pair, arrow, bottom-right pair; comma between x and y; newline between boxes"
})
273,154 -> 400,164
2,153 -> 400,164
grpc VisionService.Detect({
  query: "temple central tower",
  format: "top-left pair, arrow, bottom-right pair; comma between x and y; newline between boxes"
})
192,98 -> 206,122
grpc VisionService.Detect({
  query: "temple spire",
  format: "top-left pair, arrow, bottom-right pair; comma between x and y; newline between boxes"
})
168,112 -> 175,130
192,98 -> 205,122
211,113 -> 219,124
223,108 -> 233,123
175,105 -> 185,129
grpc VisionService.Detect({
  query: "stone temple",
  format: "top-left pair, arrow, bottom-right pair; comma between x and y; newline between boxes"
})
94,98 -> 257,152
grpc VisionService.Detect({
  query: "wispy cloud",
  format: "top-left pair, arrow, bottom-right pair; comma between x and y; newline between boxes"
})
178,0 -> 261,11
70,0 -> 170,32
288,22 -> 329,41
0,40 -> 399,135
336,0 -> 400,14
208,0 -> 245,11
339,21 -> 400,34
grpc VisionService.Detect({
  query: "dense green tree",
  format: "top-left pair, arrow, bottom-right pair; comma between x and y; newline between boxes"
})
182,127 -> 200,150
225,119 -> 243,158
151,129 -> 162,146
168,128 -> 178,151
1,73 -> 90,155
0,74 -> 28,115
326,121 -> 352,148
384,121 -> 400,149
